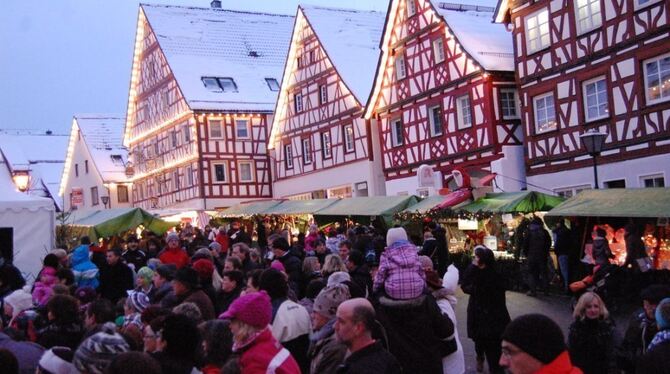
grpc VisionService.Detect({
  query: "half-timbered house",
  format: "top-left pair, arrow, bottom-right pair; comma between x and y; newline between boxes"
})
123,4 -> 293,210
494,0 -> 670,194
365,0 -> 526,197
268,5 -> 387,199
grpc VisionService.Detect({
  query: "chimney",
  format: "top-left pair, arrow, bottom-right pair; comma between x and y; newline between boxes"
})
210,0 -> 221,8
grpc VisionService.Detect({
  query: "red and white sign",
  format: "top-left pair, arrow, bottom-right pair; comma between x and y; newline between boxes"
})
71,187 -> 84,208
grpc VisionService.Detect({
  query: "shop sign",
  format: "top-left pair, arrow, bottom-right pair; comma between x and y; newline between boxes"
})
417,164 -> 434,188
458,219 -> 478,230
71,188 -> 84,208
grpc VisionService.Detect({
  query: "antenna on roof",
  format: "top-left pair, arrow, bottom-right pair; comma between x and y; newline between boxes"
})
210,0 -> 221,9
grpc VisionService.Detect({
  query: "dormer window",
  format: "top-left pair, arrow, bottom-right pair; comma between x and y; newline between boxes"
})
265,78 -> 280,91
201,77 -> 238,92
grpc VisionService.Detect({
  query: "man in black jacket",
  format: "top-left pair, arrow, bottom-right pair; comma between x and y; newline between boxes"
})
98,248 -> 134,303
346,250 -> 372,297
272,237 -> 303,298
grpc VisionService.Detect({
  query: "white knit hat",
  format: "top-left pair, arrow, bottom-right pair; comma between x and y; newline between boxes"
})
327,271 -> 351,287
38,347 -> 76,374
386,227 -> 408,247
4,287 -> 34,318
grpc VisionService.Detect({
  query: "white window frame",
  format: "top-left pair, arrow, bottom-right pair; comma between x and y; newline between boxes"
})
344,124 -> 355,152
395,54 -> 406,80
391,118 -> 404,147
428,105 -> 443,136
643,52 -> 670,105
582,76 -> 609,122
407,0 -> 416,16
533,92 -> 557,134
456,95 -> 472,130
211,162 -> 228,183
238,161 -> 254,183
432,38 -> 445,64
635,0 -> 662,10
302,138 -> 313,165
295,93 -> 303,113
235,119 -> 251,139
640,173 -> 665,188
321,132 -> 332,158
265,78 -> 280,91
319,85 -> 328,105
575,0 -> 602,34
284,144 -> 294,169
554,184 -> 592,198
525,9 -> 550,54
209,119 -> 224,139
500,88 -> 520,119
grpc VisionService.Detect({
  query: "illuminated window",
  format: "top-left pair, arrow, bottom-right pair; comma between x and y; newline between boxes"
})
525,9 -> 550,53
583,77 -> 609,122
644,53 -> 670,105
533,92 -> 557,133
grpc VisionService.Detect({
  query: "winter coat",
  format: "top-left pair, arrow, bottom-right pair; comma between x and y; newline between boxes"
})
461,264 -> 511,340
271,299 -> 311,372
304,232 -> 320,253
536,351 -> 584,374
277,252 -> 303,298
98,261 -> 134,303
636,338 -> 670,374
236,327 -> 301,374
349,264 -> 372,297
433,265 -> 465,374
0,332 -> 44,374
553,226 -> 573,257
624,234 -> 647,269
216,286 -> 242,314
122,249 -> 147,271
337,341 -> 402,374
592,237 -> 613,266
526,223 -> 551,263
325,236 -> 341,255
150,281 -> 178,308
373,240 -> 425,300
151,351 -> 196,374
180,289 -> 215,321
70,244 -> 100,289
0,261 -> 26,298
308,319 -> 347,374
158,247 -> 190,269
31,267 -> 58,306
568,318 -> 616,374
37,321 -> 84,350
374,293 -> 455,374
617,309 -> 658,373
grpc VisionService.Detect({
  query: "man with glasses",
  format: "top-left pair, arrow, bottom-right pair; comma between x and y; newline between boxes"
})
500,314 -> 582,374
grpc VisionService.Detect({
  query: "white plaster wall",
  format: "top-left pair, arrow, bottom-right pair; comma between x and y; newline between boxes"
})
527,153 -> 670,192
490,145 -> 527,192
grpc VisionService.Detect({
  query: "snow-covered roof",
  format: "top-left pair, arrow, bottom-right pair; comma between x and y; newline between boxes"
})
76,114 -> 127,183
433,1 -> 514,71
300,5 -> 386,104
141,3 -> 294,112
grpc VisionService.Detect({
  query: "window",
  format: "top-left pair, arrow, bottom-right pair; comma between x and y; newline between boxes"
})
525,9 -> 550,53
391,118 -> 404,147
344,124 -> 355,152
456,95 -> 472,129
302,138 -> 313,164
284,144 -> 294,169
218,78 -> 237,92
235,119 -> 250,139
75,164 -> 79,177
635,0 -> 661,9
407,0 -> 416,16
186,166 -> 194,186
117,185 -> 129,203
533,92 -> 557,133
604,179 -> 626,189
265,78 -> 280,91
641,174 -> 665,188
428,105 -> 443,136
91,187 -> 99,206
171,131 -> 178,147
294,93 -> 303,113
310,50 -> 315,64
297,55 -> 304,68
238,161 -> 254,182
644,53 -> 670,105
84,160 -> 89,174
583,77 -> 609,121
201,77 -> 237,92
575,0 -> 602,34
554,185 -> 591,198
183,126 -> 191,142
110,155 -> 124,166
321,132 -> 332,158
500,89 -> 519,119
395,54 -> 407,80
432,38 -> 445,64
209,120 -> 223,139
212,162 -> 227,183
173,170 -> 180,190
319,85 -> 328,105
202,77 -> 221,92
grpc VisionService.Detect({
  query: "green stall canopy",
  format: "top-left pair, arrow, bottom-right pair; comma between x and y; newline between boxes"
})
315,196 -> 418,217
546,188 -> 670,218
400,195 -> 446,214
219,200 -> 284,217
263,199 -> 340,215
460,191 -> 564,214
64,208 -> 176,241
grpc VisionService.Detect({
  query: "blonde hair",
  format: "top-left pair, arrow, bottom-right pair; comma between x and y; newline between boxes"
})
232,320 -> 263,344
322,254 -> 347,278
302,257 -> 320,277
573,291 -> 609,320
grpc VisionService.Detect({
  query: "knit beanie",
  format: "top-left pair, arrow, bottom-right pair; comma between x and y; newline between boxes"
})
208,242 -> 222,252
126,291 -> 150,313
156,264 -> 177,281
386,227 -> 408,247
3,288 -> 34,318
656,298 -> 670,331
166,232 -> 179,243
174,267 -> 199,289
74,286 -> 97,305
220,291 -> 272,328
137,266 -> 154,286
327,271 -> 351,287
270,260 -> 286,272
313,284 -> 350,319
38,347 -> 76,374
74,322 -> 130,374
192,258 -> 214,280
502,314 -> 566,364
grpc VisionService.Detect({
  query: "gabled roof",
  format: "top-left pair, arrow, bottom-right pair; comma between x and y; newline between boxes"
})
140,3 -> 294,113
77,114 -> 127,183
433,1 -> 514,71
300,5 -> 386,103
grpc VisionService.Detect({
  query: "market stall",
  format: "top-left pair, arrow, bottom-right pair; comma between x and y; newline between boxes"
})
62,207 -> 176,242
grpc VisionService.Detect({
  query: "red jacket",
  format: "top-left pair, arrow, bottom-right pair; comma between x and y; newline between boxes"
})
158,247 -> 189,269
536,351 -> 583,374
239,328 -> 300,374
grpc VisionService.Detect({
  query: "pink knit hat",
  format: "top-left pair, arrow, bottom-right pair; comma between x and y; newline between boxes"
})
220,291 -> 272,328
270,260 -> 285,272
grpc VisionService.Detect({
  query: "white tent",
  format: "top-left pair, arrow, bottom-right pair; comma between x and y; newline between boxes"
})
0,164 -> 55,282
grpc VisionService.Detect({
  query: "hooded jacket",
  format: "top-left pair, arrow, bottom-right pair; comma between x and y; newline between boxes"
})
71,245 -> 100,289
373,240 -> 425,300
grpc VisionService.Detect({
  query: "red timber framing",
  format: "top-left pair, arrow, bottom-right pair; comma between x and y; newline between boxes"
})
365,0 -> 522,186
496,0 -> 670,177
268,7 -> 375,194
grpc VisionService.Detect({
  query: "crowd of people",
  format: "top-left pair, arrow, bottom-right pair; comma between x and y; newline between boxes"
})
0,219 -> 668,374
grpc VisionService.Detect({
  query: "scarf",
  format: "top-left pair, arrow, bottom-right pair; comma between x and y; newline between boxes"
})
309,318 -> 335,343
648,329 -> 670,352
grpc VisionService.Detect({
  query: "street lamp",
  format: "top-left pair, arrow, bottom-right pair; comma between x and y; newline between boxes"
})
12,170 -> 30,192
100,196 -> 110,209
579,129 -> 608,189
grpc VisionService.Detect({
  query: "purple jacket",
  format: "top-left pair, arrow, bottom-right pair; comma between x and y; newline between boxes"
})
374,240 -> 425,300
